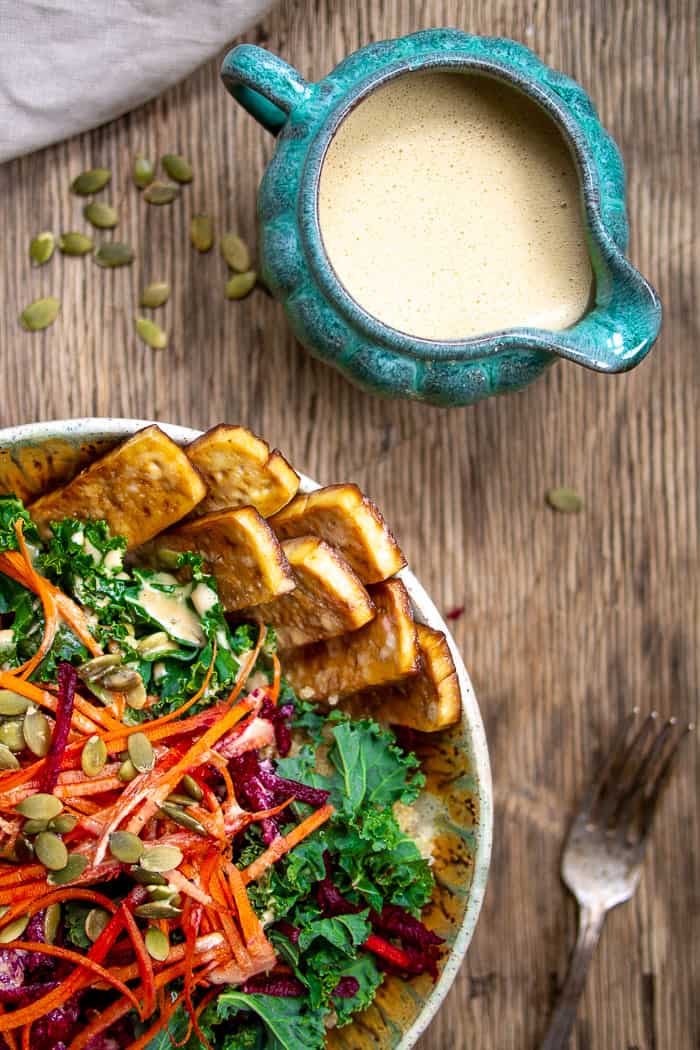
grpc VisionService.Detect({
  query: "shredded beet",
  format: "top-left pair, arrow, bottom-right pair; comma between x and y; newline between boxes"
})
273,920 -> 300,945
260,698 -> 295,756
372,904 -> 444,949
0,980 -> 60,1005
241,975 -> 306,997
0,951 -> 26,993
256,764 -> 330,808
391,725 -> 421,755
230,752 -> 281,844
332,976 -> 360,998
316,851 -> 363,918
40,662 -> 78,792
30,992 -> 82,1049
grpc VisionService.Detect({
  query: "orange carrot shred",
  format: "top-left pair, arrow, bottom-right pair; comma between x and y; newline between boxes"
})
242,803 -> 335,884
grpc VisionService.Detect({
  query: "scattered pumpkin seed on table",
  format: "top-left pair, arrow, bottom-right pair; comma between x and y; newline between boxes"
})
48,853 -> 88,885
225,270 -> 257,300
190,213 -> 213,252
546,487 -> 584,513
133,154 -> 155,189
0,915 -> 29,944
162,153 -> 193,183
16,793 -> 63,821
20,296 -> 60,332
140,282 -> 170,309
109,830 -> 144,864
140,844 -> 183,873
59,232 -> 94,256
145,926 -> 170,961
23,707 -> 51,757
83,201 -> 118,229
29,231 -> 55,266
34,831 -> 69,872
136,317 -> 168,351
143,181 -> 180,205
95,242 -> 134,268
81,734 -> 107,777
221,232 -> 250,272
70,168 -> 111,195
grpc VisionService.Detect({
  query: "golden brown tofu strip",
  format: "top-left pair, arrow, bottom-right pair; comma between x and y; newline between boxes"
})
282,579 -> 420,700
187,425 -> 299,518
239,536 -> 375,649
343,624 -> 461,731
135,507 -> 296,612
29,426 -> 206,548
268,483 -> 406,584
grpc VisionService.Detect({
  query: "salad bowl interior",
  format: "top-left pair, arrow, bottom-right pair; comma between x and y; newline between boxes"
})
0,417 -> 492,1049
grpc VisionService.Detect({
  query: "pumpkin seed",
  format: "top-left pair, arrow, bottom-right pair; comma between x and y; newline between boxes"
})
20,297 -> 61,332
59,232 -> 94,256
546,487 -> 584,514
0,915 -> 29,943
143,181 -> 180,205
134,902 -> 182,920
78,654 -> 120,682
47,853 -> 88,885
118,758 -> 138,782
133,154 -> 154,189
135,317 -> 168,351
127,732 -> 154,773
221,233 -> 250,273
44,902 -> 61,944
30,232 -> 55,267
71,168 -> 111,195
101,667 -> 142,692
83,201 -> 118,229
130,866 -> 167,887
147,886 -> 178,902
225,271 -> 257,300
0,691 -> 31,716
140,282 -> 170,309
50,813 -> 78,834
22,818 -> 49,836
16,793 -> 63,821
137,632 -> 178,658
159,802 -> 207,836
81,735 -> 107,777
190,214 -> 213,252
23,707 -> 51,757
165,793 -> 196,807
13,836 -> 34,864
85,907 -> 110,942
180,775 -> 203,802
162,154 -> 193,183
0,721 -> 25,752
125,681 -> 148,710
145,926 -> 170,961
109,831 -> 144,864
95,242 -> 134,268
35,831 -> 69,871
140,844 -> 183,874
0,745 -> 20,771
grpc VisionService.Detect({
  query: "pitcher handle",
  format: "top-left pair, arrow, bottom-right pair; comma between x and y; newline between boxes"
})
221,45 -> 310,135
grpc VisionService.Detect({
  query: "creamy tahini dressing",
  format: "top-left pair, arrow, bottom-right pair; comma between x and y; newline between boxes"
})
318,72 -> 593,340
137,582 -> 204,646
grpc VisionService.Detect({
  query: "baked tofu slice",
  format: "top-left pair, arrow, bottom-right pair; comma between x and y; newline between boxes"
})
135,507 -> 295,612
29,426 -> 206,548
187,425 -> 299,518
240,536 -> 375,649
343,624 -> 461,731
268,483 -> 406,584
282,579 -> 420,700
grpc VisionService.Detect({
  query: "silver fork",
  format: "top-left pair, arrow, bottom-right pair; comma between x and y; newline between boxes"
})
540,709 -> 692,1050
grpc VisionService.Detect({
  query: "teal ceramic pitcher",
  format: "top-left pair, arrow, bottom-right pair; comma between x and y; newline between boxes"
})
221,30 -> 661,406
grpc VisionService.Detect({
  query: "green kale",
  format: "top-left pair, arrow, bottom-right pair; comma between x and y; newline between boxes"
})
332,954 -> 383,1027
0,496 -> 40,552
62,901 -> 92,949
216,992 -> 326,1050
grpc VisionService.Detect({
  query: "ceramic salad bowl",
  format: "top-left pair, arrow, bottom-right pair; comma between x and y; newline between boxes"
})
221,29 -> 661,406
0,417 -> 493,1049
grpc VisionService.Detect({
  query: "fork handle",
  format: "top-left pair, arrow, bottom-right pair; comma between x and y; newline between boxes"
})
540,904 -> 607,1050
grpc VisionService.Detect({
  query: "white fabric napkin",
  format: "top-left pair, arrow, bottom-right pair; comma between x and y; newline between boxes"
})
0,0 -> 275,163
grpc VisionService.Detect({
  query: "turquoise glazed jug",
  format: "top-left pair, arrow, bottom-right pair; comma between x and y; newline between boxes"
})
221,30 -> 661,406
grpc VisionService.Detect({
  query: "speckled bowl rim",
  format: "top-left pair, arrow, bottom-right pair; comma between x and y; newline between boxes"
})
0,417 -> 493,1050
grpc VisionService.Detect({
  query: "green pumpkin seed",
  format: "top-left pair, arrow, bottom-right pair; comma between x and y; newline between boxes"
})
125,681 -> 148,710
133,154 -> 155,189
140,282 -> 170,309
225,271 -> 257,300
59,232 -> 94,256
143,181 -> 180,205
23,707 -> 52,757
140,844 -> 183,874
546,487 -> 584,514
0,721 -> 25,752
145,926 -> 170,961
137,632 -> 178,658
147,886 -> 177,902
83,201 -> 118,229
95,242 -> 134,268
85,907 -> 110,942
109,831 -> 144,864
130,866 -> 167,887
47,853 -> 89,885
16,793 -> 63,821
190,214 -> 213,252
35,831 -> 69,871
22,818 -> 49,836
128,732 -> 154,773
79,654 -> 120,682
165,793 -> 196,807
20,296 -> 61,332
50,813 -> 78,834
101,667 -> 142,692
162,154 -> 193,184
118,758 -> 138,782
0,915 -> 29,944
30,232 -> 55,266
0,691 -> 31,716
81,735 -> 107,777
180,774 -> 203,802
133,902 -> 182,920
0,745 -> 20,771
221,233 -> 251,273
159,802 -> 207,837
135,317 -> 168,351
44,902 -> 61,944
71,168 -> 111,195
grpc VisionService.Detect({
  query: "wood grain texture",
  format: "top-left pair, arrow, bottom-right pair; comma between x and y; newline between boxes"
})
0,1 -> 697,1047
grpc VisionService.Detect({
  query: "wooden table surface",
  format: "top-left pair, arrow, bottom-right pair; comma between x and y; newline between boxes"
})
0,1 -> 697,1047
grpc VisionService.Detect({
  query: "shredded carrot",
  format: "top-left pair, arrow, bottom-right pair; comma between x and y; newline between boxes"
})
269,651 -> 281,704
0,886 -> 117,931
65,996 -> 133,1050
120,902 -> 156,1020
242,803 -> 335,884
224,859 -> 272,958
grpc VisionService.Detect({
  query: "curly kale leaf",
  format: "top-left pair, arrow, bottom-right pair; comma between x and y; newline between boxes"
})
216,992 -> 325,1050
0,496 -> 40,552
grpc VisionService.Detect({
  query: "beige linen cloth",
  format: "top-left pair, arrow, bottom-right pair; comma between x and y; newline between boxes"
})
0,0 -> 275,163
